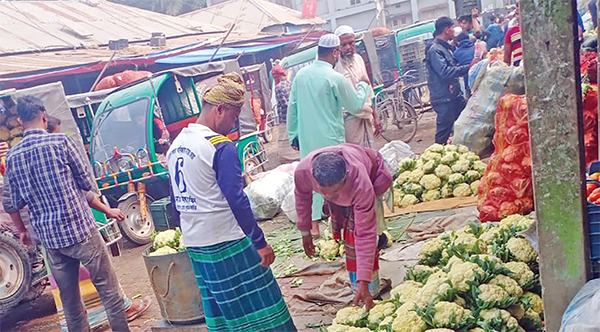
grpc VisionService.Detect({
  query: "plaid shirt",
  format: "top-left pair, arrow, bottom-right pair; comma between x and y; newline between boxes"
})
2,128 -> 96,249
275,80 -> 291,124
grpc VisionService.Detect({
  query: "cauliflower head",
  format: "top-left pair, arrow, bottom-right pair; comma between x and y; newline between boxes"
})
468,329 -> 485,332
434,164 -> 452,180
456,144 -> 470,154
424,329 -> 454,332
418,237 -> 446,265
444,145 -> 458,153
451,160 -> 471,174
440,152 -> 459,165
391,310 -> 426,332
500,214 -> 534,232
521,308 -> 543,331
440,183 -> 453,198
460,152 -> 481,162
506,238 -> 537,262
394,189 -> 405,206
479,226 -> 503,244
476,284 -> 516,308
368,302 -> 396,324
472,160 -> 487,174
431,301 -> 474,329
421,152 -> 443,163
327,325 -> 372,332
400,194 -> 420,208
414,275 -> 453,308
504,262 -> 535,288
489,274 -> 523,298
465,170 -> 481,183
426,144 -> 445,154
448,260 -> 484,292
403,183 -> 425,196
470,180 -> 480,195
423,160 -> 437,174
453,183 -> 472,197
317,239 -> 340,261
422,189 -> 441,202
406,265 -> 441,284
149,246 -> 178,256
408,169 -> 426,183
521,292 -> 543,315
391,280 -> 423,303
420,174 -> 442,190
333,306 -> 366,326
448,173 -> 465,185
477,308 -> 520,332
152,228 -> 181,250
396,171 -> 412,186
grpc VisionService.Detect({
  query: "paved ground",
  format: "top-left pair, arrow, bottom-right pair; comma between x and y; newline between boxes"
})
0,112 -> 437,332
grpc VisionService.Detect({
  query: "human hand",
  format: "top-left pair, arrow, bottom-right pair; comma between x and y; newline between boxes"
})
107,208 -> 125,221
352,281 -> 374,311
20,231 -> 31,246
257,244 -> 275,267
471,8 -> 479,18
158,138 -> 167,145
302,235 -> 315,258
372,115 -> 383,137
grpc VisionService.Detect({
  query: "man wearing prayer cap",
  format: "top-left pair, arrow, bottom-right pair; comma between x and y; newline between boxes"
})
333,25 -> 380,148
167,72 -> 297,332
288,34 -> 370,238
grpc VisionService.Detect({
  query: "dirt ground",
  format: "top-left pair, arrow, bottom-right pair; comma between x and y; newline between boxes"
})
0,112 -> 436,332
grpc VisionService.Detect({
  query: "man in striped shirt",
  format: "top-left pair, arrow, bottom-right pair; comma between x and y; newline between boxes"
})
504,6 -> 522,67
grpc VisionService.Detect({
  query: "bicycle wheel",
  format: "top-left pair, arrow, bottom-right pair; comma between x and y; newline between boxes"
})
376,99 -> 393,134
380,100 -> 418,143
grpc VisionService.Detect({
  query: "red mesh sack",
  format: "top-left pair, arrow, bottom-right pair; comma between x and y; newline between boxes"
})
479,94 -> 534,222
94,75 -> 117,91
114,70 -> 152,86
582,84 -> 598,167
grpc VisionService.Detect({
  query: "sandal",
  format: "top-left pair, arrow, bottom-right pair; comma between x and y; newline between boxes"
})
126,296 -> 152,322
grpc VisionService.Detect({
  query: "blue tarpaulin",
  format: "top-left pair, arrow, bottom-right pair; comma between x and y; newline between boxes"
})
155,41 -> 294,65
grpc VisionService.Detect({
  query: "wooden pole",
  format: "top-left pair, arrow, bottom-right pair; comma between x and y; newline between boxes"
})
520,0 -> 590,330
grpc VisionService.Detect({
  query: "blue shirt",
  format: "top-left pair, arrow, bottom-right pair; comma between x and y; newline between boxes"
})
2,128 -> 96,249
485,24 -> 506,49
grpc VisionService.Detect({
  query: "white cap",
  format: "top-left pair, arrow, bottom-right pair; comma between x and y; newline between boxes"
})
453,26 -> 463,37
334,25 -> 354,37
318,34 -> 340,48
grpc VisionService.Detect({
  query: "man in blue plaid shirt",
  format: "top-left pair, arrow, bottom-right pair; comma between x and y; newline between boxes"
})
2,96 -> 130,332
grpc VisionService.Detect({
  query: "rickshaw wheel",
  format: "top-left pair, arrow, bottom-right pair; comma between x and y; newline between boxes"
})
244,157 -> 265,176
262,112 -> 275,143
0,233 -> 31,314
118,195 -> 155,245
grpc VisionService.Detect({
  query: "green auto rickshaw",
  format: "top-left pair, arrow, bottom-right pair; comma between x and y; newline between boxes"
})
90,60 -> 268,245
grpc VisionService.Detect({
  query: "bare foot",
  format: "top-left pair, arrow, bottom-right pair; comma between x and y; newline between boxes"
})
311,221 -> 320,237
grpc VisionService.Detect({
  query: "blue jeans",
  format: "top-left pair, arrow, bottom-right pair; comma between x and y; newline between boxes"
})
432,98 -> 467,144
46,230 -> 130,332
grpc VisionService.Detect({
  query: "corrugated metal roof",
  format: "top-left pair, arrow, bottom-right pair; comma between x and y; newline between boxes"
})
180,0 -> 325,34
0,0 -> 225,55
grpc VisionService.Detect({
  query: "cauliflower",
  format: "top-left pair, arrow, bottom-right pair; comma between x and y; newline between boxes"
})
408,169 -> 426,183
477,308 -> 520,332
448,260 -> 484,292
368,302 -> 396,324
468,329 -> 485,332
444,145 -> 457,153
339,243 -> 345,257
406,265 -> 440,284
423,160 -> 437,174
414,275 -> 454,308
440,152 -> 459,165
422,190 -> 440,202
178,236 -> 185,251
452,183 -> 472,197
506,238 -> 537,262
317,239 -> 340,260
444,255 -> 463,270
418,237 -> 446,265
476,284 -> 516,308
448,173 -> 465,185
379,316 -> 394,330
327,325 -> 371,332
472,160 -> 487,174
464,170 -> 481,183
499,214 -> 534,232
507,303 -> 525,320
479,226 -> 503,244
430,301 -> 474,329
152,228 -> 181,250
434,164 -> 452,180
451,160 -> 471,173
421,152 -> 442,163
426,143 -> 445,154
149,246 -> 178,256
459,152 -> 480,162
403,183 -> 425,196
420,174 -> 442,190
391,280 -> 423,302
394,189 -> 405,206
332,306 -> 366,326
456,144 -> 470,154
424,329 -> 454,332
396,171 -> 412,185
400,158 -> 417,172
504,262 -> 535,288
400,194 -> 419,208
521,292 -> 543,315
440,183 -> 452,198
521,308 -> 543,331
489,274 -> 523,298
391,310 -> 426,332
470,180 -> 480,195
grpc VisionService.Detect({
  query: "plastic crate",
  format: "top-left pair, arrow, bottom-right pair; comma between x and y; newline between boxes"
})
401,62 -> 428,85
587,202 -> 600,260
398,41 -> 426,64
150,197 -> 180,232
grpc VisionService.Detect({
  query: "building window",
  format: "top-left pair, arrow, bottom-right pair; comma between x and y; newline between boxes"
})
401,17 -> 407,24
392,19 -> 398,27
350,0 -> 360,5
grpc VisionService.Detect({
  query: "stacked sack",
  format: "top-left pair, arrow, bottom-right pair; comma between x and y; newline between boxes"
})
478,95 -> 533,222
583,84 -> 599,167
94,70 -> 152,91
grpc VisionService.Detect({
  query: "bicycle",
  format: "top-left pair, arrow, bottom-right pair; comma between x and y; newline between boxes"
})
374,71 -> 420,143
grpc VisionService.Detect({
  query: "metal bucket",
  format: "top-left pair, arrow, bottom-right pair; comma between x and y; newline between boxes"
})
142,247 -> 204,324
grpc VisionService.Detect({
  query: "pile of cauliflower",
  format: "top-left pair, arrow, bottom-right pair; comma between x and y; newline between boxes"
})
148,228 -> 186,256
316,229 -> 345,261
328,214 -> 543,332
394,144 -> 487,208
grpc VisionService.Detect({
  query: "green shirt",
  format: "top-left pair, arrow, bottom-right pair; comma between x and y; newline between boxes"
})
287,60 -> 369,158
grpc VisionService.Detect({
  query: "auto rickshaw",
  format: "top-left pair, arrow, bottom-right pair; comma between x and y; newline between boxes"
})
241,63 -> 274,143
90,60 -> 268,245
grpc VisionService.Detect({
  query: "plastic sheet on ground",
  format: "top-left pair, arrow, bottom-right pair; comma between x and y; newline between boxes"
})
560,279 -> 600,332
378,140 -> 414,176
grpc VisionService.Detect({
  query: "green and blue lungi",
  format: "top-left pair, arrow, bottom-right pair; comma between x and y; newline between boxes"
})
187,237 -> 296,332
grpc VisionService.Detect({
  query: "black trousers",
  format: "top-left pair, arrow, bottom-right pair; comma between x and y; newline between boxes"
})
432,98 -> 467,144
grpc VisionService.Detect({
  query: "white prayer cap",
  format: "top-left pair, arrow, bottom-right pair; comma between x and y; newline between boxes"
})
334,25 -> 355,37
454,26 -> 463,37
318,34 -> 341,48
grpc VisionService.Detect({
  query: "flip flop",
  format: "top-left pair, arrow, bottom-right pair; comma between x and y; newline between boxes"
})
126,296 -> 152,322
